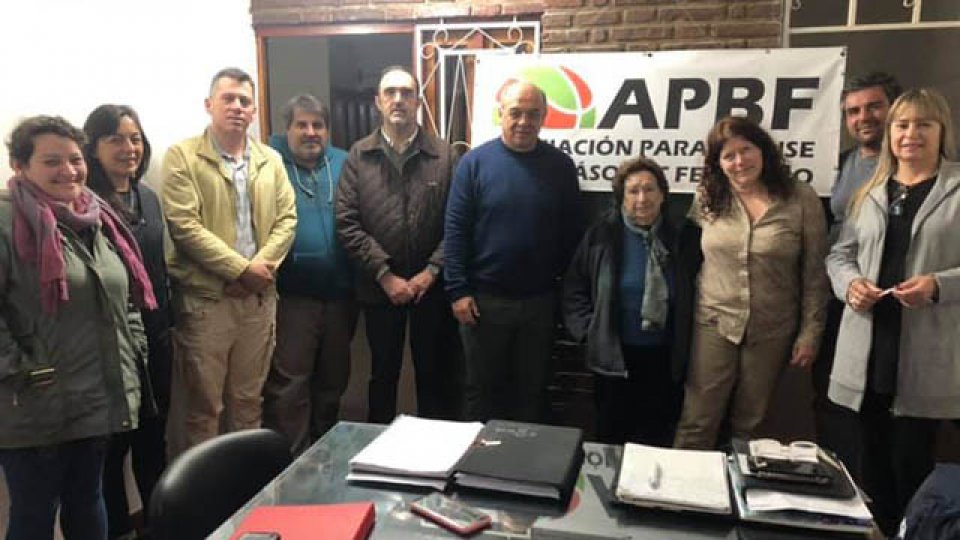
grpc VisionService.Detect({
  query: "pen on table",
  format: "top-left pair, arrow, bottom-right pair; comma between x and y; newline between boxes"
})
648,462 -> 662,489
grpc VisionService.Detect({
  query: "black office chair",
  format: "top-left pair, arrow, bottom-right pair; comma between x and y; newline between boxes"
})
149,428 -> 292,540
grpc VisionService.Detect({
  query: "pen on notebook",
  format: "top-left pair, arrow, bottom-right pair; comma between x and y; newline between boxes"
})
648,462 -> 662,489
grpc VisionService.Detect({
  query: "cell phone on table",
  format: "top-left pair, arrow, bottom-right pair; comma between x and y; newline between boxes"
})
410,492 -> 492,535
748,456 -> 831,485
238,533 -> 280,540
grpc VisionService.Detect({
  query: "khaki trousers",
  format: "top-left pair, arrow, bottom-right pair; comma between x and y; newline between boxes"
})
673,320 -> 793,450
166,293 -> 277,459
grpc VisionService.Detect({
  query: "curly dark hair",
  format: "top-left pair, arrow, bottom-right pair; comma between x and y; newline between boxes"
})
611,155 -> 669,210
698,116 -> 793,219
7,115 -> 87,166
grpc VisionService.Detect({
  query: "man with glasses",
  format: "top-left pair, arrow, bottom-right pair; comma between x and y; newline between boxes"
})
336,66 -> 462,423
444,80 -> 582,422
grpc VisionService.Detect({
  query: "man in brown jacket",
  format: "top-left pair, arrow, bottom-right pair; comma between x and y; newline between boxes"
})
335,66 -> 462,423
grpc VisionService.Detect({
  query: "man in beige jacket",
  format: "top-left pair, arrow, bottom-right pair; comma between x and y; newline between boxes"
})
162,67 -> 297,456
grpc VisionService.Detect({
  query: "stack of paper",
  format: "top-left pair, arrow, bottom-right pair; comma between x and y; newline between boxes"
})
729,452 -> 873,534
614,443 -> 731,514
347,415 -> 484,490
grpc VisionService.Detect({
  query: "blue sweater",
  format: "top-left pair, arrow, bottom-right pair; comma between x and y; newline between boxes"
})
269,135 -> 352,300
444,138 -> 582,300
619,227 -> 667,347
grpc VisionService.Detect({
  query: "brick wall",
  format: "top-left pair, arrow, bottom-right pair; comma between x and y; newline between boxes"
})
251,0 -> 784,51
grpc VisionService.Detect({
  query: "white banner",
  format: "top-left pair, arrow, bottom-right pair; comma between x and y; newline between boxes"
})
471,48 -> 846,195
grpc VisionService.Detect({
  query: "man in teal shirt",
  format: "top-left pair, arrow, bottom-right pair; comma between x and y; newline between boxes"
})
263,94 -> 356,455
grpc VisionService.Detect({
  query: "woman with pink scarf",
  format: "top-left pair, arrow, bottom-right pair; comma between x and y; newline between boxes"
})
0,116 -> 156,540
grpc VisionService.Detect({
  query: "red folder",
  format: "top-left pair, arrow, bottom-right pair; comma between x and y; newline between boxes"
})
229,502 -> 375,540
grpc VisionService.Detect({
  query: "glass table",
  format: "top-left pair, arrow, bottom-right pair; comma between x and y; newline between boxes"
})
209,422 -> 868,539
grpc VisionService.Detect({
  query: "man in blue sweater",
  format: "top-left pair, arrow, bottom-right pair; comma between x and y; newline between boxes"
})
263,94 -> 356,454
444,81 -> 582,422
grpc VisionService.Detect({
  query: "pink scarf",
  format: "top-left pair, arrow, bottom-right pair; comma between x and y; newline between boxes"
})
8,176 -> 157,314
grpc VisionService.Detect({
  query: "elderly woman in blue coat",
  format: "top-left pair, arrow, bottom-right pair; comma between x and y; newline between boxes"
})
0,116 -> 155,540
827,88 -> 960,537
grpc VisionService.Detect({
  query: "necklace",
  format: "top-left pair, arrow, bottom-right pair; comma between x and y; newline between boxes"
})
889,174 -> 936,217
291,155 -> 334,203
889,182 -> 909,217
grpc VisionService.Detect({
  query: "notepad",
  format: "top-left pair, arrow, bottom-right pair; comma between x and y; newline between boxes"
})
614,443 -> 731,515
347,415 -> 484,487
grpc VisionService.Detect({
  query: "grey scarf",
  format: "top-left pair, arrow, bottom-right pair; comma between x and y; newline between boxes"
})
622,209 -> 669,331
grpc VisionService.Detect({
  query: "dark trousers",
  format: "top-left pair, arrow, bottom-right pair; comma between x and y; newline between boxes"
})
460,292 -> 556,423
364,287 -> 462,423
102,416 -> 166,539
859,390 -> 940,537
813,298 -> 862,479
104,329 -> 171,538
263,296 -> 359,455
594,344 -> 682,447
0,437 -> 109,540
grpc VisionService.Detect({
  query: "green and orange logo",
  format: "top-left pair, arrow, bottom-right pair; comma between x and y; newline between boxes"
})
494,66 -> 596,129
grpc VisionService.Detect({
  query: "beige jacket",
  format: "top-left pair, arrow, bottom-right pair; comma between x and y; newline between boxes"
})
692,181 -> 828,350
161,129 -> 297,308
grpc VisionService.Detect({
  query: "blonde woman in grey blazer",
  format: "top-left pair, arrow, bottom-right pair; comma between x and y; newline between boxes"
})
826,88 -> 960,536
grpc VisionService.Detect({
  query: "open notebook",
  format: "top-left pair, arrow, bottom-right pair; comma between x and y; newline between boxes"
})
614,443 -> 732,515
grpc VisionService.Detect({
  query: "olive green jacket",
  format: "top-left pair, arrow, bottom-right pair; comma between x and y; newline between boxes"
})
0,192 -> 144,448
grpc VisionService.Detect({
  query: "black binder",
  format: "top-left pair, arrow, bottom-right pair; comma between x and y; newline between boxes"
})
452,420 -> 584,502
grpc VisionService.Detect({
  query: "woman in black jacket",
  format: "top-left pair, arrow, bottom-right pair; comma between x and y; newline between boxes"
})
563,156 -> 699,446
83,104 -> 173,539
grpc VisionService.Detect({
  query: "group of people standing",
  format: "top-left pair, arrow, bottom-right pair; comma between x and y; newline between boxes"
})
0,62 -> 957,540
567,72 -> 960,538
0,66 -> 581,540
566,114 -> 828,450
0,108 -> 165,540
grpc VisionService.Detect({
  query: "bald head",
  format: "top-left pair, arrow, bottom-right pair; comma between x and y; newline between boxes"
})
499,81 -> 546,152
500,80 -> 547,110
